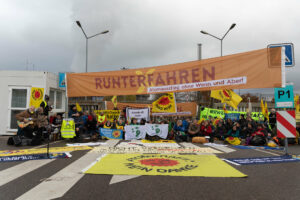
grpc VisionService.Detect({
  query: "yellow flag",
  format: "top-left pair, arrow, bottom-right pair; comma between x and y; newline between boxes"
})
264,101 -> 269,121
197,118 -> 205,124
223,103 -> 229,114
210,89 -> 242,110
76,103 -> 82,112
260,99 -> 265,116
152,93 -> 176,113
29,87 -> 44,108
111,96 -> 117,108
294,95 -> 300,112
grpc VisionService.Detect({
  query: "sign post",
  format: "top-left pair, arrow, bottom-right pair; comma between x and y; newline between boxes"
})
276,111 -> 296,155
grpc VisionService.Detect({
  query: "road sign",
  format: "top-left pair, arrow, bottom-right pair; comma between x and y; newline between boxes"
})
274,85 -> 294,108
276,110 -> 296,138
268,43 -> 295,67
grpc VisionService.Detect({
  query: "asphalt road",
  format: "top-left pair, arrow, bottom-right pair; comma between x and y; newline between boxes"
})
0,136 -> 300,200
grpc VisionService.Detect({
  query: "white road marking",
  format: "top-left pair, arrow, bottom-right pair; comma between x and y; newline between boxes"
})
109,175 -> 141,185
16,152 -> 99,200
254,148 -> 280,156
204,143 -> 236,153
16,139 -> 117,200
222,159 -> 241,166
0,159 -> 54,187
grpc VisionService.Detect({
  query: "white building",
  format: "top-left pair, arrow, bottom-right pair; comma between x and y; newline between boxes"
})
0,71 -> 66,135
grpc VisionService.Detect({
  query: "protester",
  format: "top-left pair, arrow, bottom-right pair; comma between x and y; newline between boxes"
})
15,106 -> 36,138
104,120 -> 113,129
269,109 -> 276,129
40,95 -> 52,117
226,123 -> 240,138
214,122 -> 227,140
86,115 -> 98,139
131,118 -> 139,125
35,107 -> 49,139
187,119 -> 200,139
248,124 -> 267,146
200,120 -> 212,137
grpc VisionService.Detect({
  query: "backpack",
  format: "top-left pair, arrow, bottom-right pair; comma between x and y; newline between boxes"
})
7,137 -> 14,145
13,136 -> 22,146
250,135 -> 266,146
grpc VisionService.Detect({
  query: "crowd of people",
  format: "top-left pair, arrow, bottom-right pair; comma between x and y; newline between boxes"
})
13,100 -> 299,146
64,105 -> 299,146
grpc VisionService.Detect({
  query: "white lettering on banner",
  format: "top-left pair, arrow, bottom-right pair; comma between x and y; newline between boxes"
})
147,76 -> 247,93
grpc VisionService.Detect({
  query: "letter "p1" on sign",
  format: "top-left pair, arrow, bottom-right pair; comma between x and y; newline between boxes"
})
274,85 -> 294,108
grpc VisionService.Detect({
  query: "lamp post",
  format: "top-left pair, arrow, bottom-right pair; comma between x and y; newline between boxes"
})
200,23 -> 236,56
76,21 -> 109,72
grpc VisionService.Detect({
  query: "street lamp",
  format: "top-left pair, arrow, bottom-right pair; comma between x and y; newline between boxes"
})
76,20 -> 109,72
200,23 -> 236,56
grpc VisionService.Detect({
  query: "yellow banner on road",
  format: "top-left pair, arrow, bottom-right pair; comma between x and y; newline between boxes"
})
85,154 -> 247,177
29,87 -> 44,108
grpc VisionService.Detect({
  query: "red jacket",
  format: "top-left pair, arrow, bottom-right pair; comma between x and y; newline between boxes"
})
200,125 -> 212,136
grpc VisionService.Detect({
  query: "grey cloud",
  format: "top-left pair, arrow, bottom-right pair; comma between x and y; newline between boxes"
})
0,0 -> 299,92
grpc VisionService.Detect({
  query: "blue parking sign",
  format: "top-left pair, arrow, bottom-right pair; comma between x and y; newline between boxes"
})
268,43 -> 295,67
274,85 -> 294,108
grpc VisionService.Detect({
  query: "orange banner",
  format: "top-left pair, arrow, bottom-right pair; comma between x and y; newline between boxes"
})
67,48 -> 282,97
106,101 -> 197,116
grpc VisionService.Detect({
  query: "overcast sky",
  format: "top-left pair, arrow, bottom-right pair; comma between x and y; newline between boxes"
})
0,0 -> 299,93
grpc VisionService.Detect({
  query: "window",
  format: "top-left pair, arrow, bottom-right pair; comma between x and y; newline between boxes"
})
49,89 -> 64,110
49,90 -> 55,106
9,88 -> 29,130
56,91 -> 62,109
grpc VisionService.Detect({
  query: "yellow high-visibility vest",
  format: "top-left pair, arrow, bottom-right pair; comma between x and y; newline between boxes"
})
61,119 -> 76,138
43,100 -> 47,107
98,115 -> 106,123
104,125 -> 112,129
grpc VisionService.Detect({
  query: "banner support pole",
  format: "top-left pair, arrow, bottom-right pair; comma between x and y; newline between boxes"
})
281,46 -> 289,155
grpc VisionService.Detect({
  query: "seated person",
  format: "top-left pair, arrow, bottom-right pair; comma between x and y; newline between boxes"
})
86,115 -> 98,138
173,120 -> 186,133
116,118 -> 125,130
200,120 -> 213,137
35,107 -> 49,139
15,106 -> 37,139
200,120 -> 213,142
214,122 -> 227,140
226,123 -> 240,138
131,118 -> 139,125
104,120 -> 113,129
248,124 -> 267,146
187,119 -> 200,138
173,120 -> 187,141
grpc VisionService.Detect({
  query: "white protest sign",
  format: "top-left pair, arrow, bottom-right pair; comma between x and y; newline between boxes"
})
145,124 -> 169,139
126,108 -> 150,122
124,125 -> 147,140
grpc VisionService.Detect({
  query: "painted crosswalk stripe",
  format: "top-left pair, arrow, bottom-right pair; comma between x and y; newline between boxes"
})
16,152 -> 100,200
16,140 -> 117,200
0,159 -> 54,187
